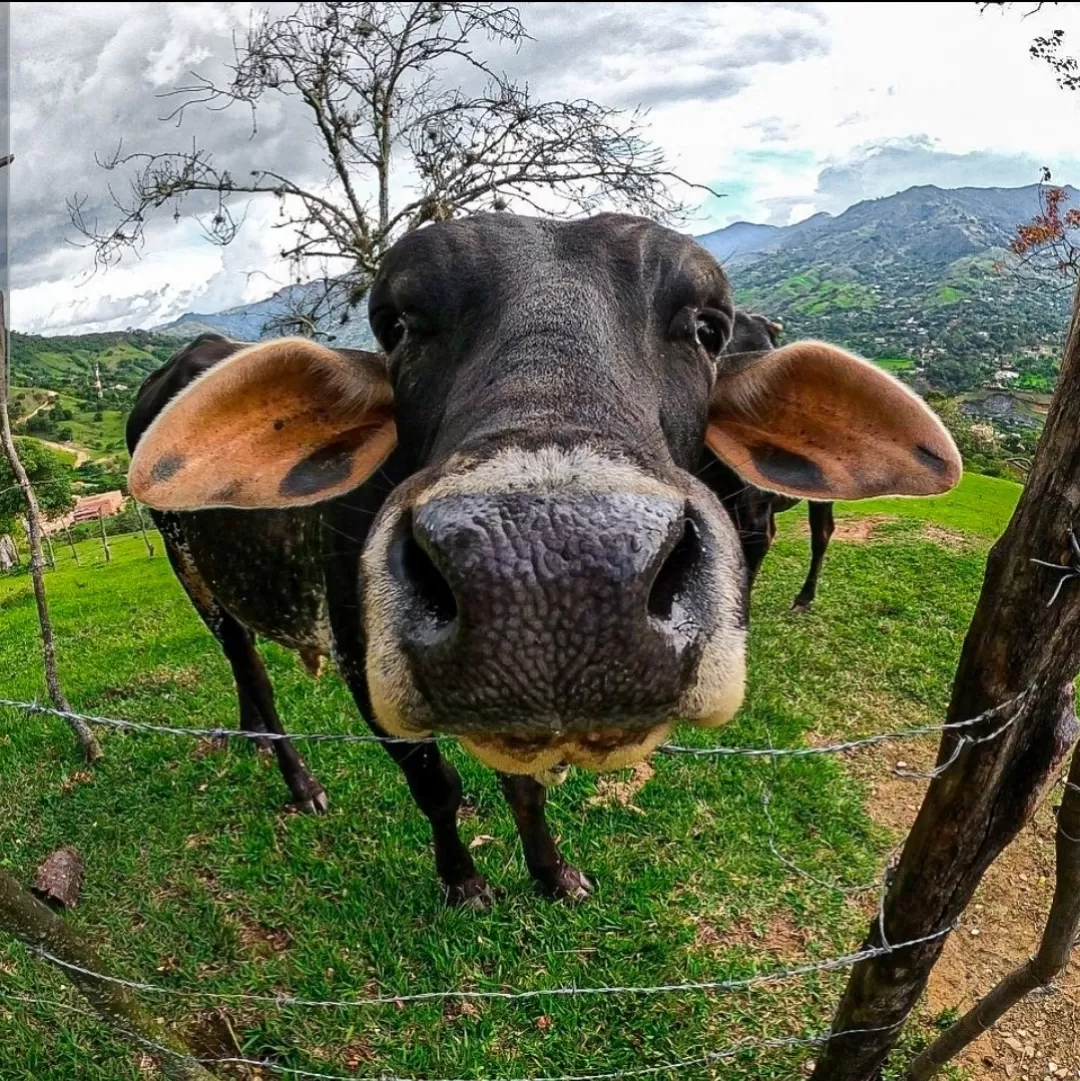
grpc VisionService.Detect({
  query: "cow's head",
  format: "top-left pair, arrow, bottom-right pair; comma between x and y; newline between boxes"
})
129,213 -> 960,777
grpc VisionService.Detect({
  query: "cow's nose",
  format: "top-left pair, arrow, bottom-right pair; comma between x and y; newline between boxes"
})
388,492 -> 712,728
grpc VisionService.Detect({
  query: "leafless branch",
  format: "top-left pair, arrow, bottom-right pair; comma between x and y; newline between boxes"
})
70,1 -> 707,341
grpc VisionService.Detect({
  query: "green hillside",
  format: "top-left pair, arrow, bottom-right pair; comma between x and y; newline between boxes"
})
8,330 -> 184,463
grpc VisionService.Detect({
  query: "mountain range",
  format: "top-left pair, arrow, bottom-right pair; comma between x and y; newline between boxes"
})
696,183 -> 1076,391
148,183 -> 1076,395
9,182 -> 1076,464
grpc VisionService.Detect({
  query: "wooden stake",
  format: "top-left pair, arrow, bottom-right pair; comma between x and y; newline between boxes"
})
65,523 -> 80,565
0,295 -> 101,762
906,747 -> 1080,1078
813,284 -> 1080,1079
98,508 -> 110,563
134,500 -> 154,557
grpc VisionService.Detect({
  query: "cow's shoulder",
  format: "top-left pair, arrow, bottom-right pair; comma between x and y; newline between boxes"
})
126,334 -> 247,453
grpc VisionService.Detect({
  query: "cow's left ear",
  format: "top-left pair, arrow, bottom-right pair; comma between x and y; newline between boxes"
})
129,338 -> 396,511
706,341 -> 961,501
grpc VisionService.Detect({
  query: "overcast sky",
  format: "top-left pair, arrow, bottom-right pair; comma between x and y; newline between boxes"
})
9,1 -> 1080,335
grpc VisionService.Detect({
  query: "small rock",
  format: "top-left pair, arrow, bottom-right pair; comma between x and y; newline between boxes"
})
1005,1037 -> 1024,1052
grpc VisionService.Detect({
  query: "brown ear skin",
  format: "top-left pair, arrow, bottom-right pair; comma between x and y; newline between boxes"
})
129,338 -> 397,511
706,340 -> 962,501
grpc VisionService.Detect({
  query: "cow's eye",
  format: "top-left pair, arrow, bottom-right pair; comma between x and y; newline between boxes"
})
373,309 -> 407,351
694,310 -> 729,358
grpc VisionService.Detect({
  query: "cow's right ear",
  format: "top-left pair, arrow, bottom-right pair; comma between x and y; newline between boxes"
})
129,338 -> 396,511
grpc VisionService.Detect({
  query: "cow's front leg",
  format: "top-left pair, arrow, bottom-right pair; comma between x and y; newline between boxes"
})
498,773 -> 594,901
377,730 -> 494,908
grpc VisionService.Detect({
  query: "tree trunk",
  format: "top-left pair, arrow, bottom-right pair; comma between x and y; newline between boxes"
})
906,745 -> 1080,1078
0,868 -> 220,1080
0,295 -> 101,763
812,283 -> 1080,1079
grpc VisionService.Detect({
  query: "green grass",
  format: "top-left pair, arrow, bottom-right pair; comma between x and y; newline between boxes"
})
0,489 -> 1000,1080
873,358 -> 916,373
932,285 -> 963,306
836,471 -> 1021,539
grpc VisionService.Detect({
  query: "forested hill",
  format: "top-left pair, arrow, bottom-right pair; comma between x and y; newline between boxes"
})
10,183 -> 1076,463
7,331 -> 183,460
698,183 -> 1076,393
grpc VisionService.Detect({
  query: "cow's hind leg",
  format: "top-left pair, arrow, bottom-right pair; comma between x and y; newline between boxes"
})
498,773 -> 594,901
157,518 -> 325,812
215,617 -> 328,814
792,501 -> 835,611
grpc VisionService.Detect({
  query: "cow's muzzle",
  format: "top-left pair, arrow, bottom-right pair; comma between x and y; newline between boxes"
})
387,491 -> 711,732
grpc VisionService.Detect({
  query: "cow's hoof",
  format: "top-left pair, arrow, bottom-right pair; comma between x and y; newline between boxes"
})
547,865 -> 594,902
791,598 -> 813,613
293,788 -> 330,815
445,875 -> 496,910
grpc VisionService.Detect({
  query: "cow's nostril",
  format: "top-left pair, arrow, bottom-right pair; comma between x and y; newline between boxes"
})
647,515 -> 701,623
398,520 -> 458,628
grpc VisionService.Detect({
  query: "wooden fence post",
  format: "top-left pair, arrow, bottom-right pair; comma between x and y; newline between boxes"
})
0,868 -> 221,1080
97,509 -> 110,563
134,500 -> 154,557
0,294 -> 101,762
906,744 -> 1080,1077
43,528 -> 56,570
65,523 -> 80,565
812,284 -> 1080,1078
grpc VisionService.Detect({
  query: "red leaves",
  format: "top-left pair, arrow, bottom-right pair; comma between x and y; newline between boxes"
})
1009,183 -> 1080,276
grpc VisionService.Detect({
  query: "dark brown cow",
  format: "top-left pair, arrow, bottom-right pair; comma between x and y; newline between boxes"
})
127,213 -> 960,904
703,312 -> 836,610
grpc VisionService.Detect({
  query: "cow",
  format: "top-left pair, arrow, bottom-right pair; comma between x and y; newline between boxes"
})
710,312 -> 836,610
126,212 -> 961,905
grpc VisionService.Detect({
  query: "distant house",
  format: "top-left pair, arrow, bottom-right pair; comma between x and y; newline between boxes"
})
45,491 -> 127,534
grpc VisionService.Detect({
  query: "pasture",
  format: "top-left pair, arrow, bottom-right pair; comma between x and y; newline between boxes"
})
2,474 -> 1063,1081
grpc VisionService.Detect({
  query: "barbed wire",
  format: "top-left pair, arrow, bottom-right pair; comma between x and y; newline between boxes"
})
7,995 -> 906,1081
4,679 -> 1025,1076
28,913 -> 953,1012
0,686 -> 1032,759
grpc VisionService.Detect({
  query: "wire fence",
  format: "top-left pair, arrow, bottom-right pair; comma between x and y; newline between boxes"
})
7,994 -> 909,1081
0,687 -> 1036,1079
0,686 -> 1031,759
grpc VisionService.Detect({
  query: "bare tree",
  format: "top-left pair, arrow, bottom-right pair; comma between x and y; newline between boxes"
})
71,1 -> 710,339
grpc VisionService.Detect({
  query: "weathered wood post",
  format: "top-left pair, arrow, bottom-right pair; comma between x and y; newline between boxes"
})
43,526 -> 56,570
134,500 -> 154,557
0,295 -> 101,762
64,523 -> 80,565
97,508 -> 110,563
812,286 -> 1080,1078
0,868 -> 221,1080
907,744 -> 1080,1077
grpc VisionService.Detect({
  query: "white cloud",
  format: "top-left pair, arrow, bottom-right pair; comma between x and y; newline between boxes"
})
9,1 -> 1080,334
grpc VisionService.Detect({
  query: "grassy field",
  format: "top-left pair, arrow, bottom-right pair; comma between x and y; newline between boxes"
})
872,357 -> 916,373
0,477 -> 1024,1080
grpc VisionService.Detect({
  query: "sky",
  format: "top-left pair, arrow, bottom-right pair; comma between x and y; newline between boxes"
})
9,0 -> 1080,336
